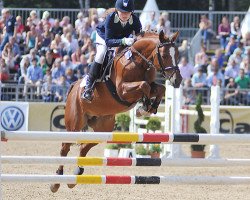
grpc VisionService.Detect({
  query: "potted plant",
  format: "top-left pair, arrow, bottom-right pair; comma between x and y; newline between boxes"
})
104,144 -> 119,157
149,144 -> 162,158
146,117 -> 161,132
191,93 -> 207,158
135,145 -> 151,158
116,113 -> 131,131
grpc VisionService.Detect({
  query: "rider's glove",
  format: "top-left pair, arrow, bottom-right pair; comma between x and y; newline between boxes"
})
122,37 -> 135,46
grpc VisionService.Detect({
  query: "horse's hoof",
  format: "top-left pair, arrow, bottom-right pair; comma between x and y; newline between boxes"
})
50,183 -> 60,193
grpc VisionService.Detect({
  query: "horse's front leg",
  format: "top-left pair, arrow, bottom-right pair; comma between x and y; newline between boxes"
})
148,82 -> 166,114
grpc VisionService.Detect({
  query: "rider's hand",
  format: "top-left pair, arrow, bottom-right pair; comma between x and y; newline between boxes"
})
122,37 -> 135,46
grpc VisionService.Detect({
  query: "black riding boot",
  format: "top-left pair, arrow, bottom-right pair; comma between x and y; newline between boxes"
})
81,61 -> 102,102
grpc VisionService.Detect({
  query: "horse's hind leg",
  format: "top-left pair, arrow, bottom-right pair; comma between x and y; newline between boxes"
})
67,115 -> 115,189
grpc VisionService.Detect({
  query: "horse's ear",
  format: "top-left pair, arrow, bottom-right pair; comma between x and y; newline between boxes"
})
159,30 -> 166,43
170,31 -> 179,42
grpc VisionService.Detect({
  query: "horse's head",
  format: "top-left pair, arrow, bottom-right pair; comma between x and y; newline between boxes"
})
152,30 -> 182,88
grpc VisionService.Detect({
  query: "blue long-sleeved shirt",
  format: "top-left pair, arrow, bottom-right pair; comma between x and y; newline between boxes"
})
27,65 -> 43,82
96,12 -> 142,47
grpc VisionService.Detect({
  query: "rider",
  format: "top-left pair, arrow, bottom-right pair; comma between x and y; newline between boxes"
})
81,0 -> 142,102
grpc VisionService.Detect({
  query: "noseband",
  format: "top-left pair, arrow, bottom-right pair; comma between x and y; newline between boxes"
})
130,41 -> 179,80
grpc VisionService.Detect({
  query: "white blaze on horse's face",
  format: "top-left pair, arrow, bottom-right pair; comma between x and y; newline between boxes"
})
169,47 -> 176,66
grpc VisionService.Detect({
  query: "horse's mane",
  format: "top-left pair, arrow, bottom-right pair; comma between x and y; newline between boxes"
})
136,30 -> 160,40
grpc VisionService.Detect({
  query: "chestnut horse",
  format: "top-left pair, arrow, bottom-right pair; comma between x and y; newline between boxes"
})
50,30 -> 182,192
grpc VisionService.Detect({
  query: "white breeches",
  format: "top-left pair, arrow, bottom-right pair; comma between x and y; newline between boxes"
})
95,32 -> 107,64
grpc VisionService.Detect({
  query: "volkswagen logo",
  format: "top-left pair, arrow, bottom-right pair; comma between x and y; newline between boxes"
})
1,106 -> 25,131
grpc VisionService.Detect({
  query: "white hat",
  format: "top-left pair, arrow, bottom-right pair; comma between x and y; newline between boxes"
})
42,11 -> 50,19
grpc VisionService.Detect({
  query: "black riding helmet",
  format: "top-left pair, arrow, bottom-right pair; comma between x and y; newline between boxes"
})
115,0 -> 134,12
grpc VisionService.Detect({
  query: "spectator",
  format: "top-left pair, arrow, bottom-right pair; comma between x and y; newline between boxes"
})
212,48 -> 224,69
230,16 -> 241,40
41,74 -> 54,102
61,27 -> 70,44
161,11 -> 171,36
29,10 -> 40,26
191,66 -> 207,88
0,58 -> 9,82
36,24 -> 53,55
235,69 -> 250,104
218,16 -> 230,50
50,34 -> 64,57
16,16 -> 24,40
61,55 -> 74,70
178,40 -> 188,60
25,58 -> 43,96
41,11 -> 54,27
71,48 -> 82,65
224,58 -> 240,81
194,46 -> 208,72
60,16 -> 70,28
75,12 -> 85,34
183,79 -> 195,105
223,77 -> 239,105
144,11 -> 157,30
63,32 -> 79,56
18,56 -> 30,84
76,54 -> 89,76
51,19 -> 63,36
26,24 -> 38,51
2,43 -> 16,73
155,16 -> 167,34
51,58 -> 65,84
0,8 -> 17,51
9,36 -> 21,66
229,48 -> 242,67
199,15 -> 214,46
65,68 -> 78,84
206,66 -> 225,87
21,48 -> 40,65
45,50 -> 55,69
39,56 -> 49,75
225,35 -> 238,59
54,75 -> 69,102
178,57 -> 194,81
240,57 -> 250,76
207,58 -> 219,75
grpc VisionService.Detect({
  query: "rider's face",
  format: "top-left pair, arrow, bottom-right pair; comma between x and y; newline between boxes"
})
117,10 -> 132,22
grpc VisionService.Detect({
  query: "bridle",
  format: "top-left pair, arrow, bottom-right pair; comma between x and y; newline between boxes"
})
130,41 -> 179,80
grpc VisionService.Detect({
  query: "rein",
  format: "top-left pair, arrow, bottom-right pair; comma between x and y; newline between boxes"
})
130,41 -> 179,80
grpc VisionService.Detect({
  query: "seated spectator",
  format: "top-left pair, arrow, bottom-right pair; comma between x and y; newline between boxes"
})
224,58 -> 240,82
20,48 -> 40,66
240,57 -> 250,76
61,27 -> 70,44
36,24 -> 53,55
191,66 -> 207,88
218,16 -> 230,50
199,15 -> 214,45
229,48 -> 243,66
9,37 -> 21,66
235,69 -> 250,104
25,58 -> 43,96
51,19 -> 63,36
0,58 -> 9,82
18,56 -> 30,84
71,48 -> 82,65
206,66 -> 225,87
2,43 -> 16,73
207,58 -> 219,75
41,73 -> 54,102
223,77 -> 239,105
51,58 -> 65,84
65,68 -> 78,85
75,12 -> 85,35
178,40 -> 188,60
194,46 -> 208,72
63,32 -> 79,56
76,54 -> 89,76
161,11 -> 171,36
39,56 -> 49,75
26,24 -> 38,52
230,16 -> 241,40
60,16 -> 70,28
178,57 -> 194,81
54,75 -> 70,102
155,16 -> 167,34
41,11 -> 54,27
81,20 -> 92,37
225,36 -> 238,59
144,11 -> 157,30
61,55 -> 74,70
45,50 -> 55,69
29,10 -> 40,26
16,16 -> 25,40
183,79 -> 195,105
212,48 -> 224,69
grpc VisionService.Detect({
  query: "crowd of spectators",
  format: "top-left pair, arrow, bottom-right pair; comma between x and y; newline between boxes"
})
180,15 -> 250,106
0,8 -> 250,105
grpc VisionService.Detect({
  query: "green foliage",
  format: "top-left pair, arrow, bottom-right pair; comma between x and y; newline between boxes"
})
149,144 -> 162,153
115,114 -> 131,131
106,143 -> 132,150
191,93 -> 207,151
135,145 -> 148,155
146,117 -> 161,132
106,144 -> 119,150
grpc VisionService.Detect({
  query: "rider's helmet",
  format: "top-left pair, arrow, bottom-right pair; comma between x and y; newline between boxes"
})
115,0 -> 134,12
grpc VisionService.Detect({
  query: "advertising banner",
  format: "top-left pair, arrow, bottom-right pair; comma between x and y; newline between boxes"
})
186,106 -> 250,134
28,103 -> 65,131
0,102 -> 29,131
